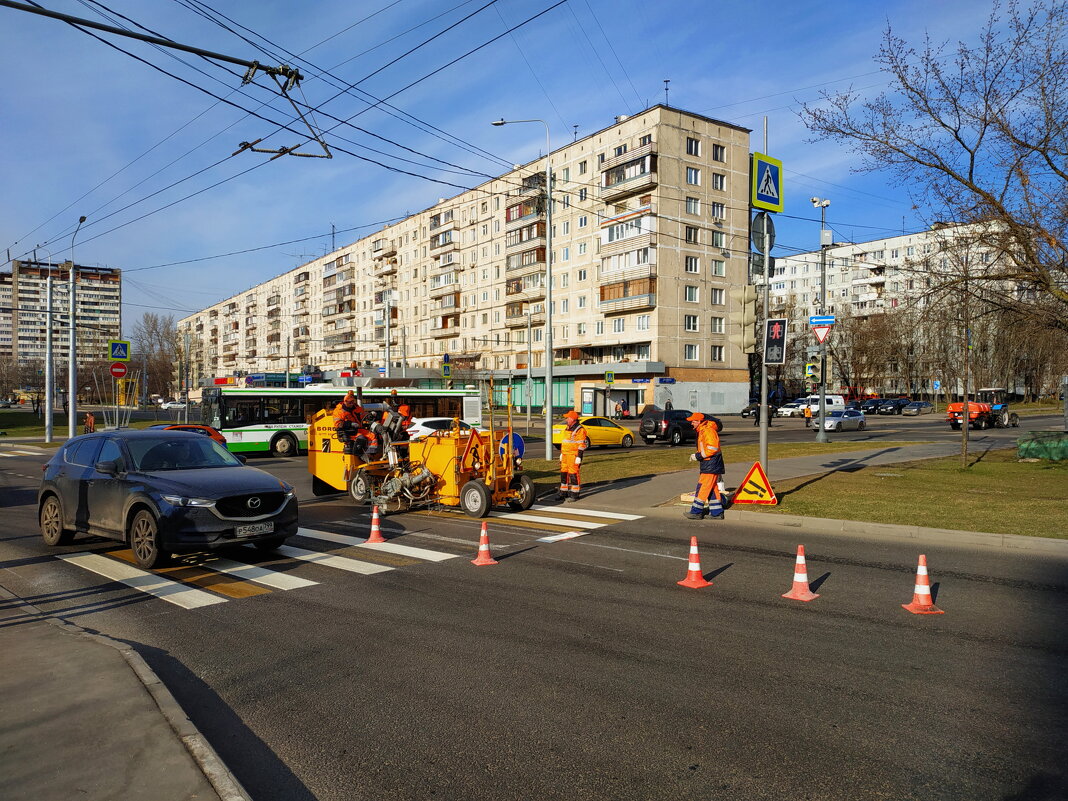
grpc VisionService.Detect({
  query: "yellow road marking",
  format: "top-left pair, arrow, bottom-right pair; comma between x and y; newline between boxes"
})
109,549 -> 271,599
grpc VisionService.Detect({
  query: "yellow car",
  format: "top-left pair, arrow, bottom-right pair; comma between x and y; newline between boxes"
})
551,416 -> 634,449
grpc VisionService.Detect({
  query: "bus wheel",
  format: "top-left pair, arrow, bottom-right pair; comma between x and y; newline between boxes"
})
271,433 -> 298,457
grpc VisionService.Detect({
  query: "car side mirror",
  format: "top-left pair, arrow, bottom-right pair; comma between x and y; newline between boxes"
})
236,455 -> 247,464
95,460 -> 119,476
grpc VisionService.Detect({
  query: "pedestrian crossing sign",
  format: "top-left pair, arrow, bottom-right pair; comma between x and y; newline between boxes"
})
751,153 -> 784,213
108,340 -> 130,361
732,461 -> 777,505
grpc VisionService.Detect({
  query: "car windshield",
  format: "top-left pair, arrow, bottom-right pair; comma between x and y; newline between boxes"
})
129,436 -> 241,471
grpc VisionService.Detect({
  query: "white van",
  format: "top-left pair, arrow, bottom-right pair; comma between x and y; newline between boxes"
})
802,394 -> 846,412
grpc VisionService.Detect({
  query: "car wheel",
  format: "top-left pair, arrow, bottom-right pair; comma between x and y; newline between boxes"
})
40,495 -> 74,546
669,430 -> 682,447
1009,413 -> 1020,427
644,438 -> 655,445
858,420 -> 866,430
253,535 -> 287,552
129,510 -> 170,570
348,469 -> 371,505
460,480 -> 491,518
507,474 -> 536,511
271,433 -> 298,458
835,423 -> 843,432
621,434 -> 633,448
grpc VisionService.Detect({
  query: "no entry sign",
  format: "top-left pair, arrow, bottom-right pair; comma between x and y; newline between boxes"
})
109,362 -> 127,378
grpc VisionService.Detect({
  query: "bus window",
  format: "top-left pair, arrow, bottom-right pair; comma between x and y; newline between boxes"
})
227,401 -> 261,425
263,398 -> 304,424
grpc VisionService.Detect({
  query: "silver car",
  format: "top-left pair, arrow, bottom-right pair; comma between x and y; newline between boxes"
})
902,401 -> 934,415
816,409 -> 867,431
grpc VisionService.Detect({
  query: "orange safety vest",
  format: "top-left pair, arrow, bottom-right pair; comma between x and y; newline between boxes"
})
560,424 -> 589,458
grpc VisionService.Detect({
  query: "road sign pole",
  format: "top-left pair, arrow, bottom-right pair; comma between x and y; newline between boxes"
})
759,223 -> 770,469
815,203 -> 830,443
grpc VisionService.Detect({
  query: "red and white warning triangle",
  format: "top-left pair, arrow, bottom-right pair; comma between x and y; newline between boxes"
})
812,325 -> 832,344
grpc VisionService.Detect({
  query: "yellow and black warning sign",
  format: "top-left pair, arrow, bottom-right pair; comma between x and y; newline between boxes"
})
732,461 -> 777,505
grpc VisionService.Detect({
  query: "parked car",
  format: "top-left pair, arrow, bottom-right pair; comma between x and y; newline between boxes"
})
902,401 -> 934,416
741,402 -> 779,418
860,398 -> 885,413
638,408 -> 700,446
877,398 -> 912,415
776,401 -> 806,417
148,423 -> 227,445
844,401 -> 862,411
817,409 -> 867,431
160,401 -> 187,410
0,400 -> 12,408
405,417 -> 488,439
552,416 -> 633,448
38,430 -> 297,569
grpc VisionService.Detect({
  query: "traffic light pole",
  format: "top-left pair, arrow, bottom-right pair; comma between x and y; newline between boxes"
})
759,227 -> 770,468
814,201 -> 830,443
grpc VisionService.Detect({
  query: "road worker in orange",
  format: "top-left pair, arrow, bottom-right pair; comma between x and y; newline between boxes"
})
557,410 -> 588,502
685,412 -> 725,520
333,391 -> 377,457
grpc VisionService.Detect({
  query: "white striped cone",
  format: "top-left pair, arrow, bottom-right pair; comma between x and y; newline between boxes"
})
471,521 -> 498,566
782,544 -> 819,602
365,505 -> 386,544
677,536 -> 712,589
902,554 -> 944,614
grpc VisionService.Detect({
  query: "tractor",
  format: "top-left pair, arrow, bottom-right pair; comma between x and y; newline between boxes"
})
308,392 -> 535,517
945,387 -> 1020,430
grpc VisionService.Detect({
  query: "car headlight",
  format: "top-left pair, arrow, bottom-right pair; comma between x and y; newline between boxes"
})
279,481 -> 295,498
161,494 -> 214,507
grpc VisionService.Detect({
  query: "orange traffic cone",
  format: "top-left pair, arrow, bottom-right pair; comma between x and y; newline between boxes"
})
365,505 -> 386,544
677,536 -> 712,589
782,545 -> 819,602
902,554 -> 944,614
471,521 -> 498,566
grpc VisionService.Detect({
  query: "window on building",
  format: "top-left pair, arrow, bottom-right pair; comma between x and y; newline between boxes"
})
712,144 -> 726,162
578,268 -> 587,281
685,285 -> 699,302
577,322 -> 586,335
712,173 -> 726,191
686,197 -> 701,215
710,288 -> 725,305
686,137 -> 700,156
684,314 -> 699,332
710,316 -> 724,333
685,256 -> 700,273
637,314 -> 650,331
612,318 -> 625,333
579,160 -> 587,174
712,230 -> 725,248
615,144 -> 628,157
578,243 -> 587,255
578,295 -> 587,308
710,202 -> 726,219
578,188 -> 587,202
685,226 -> 699,244
686,167 -> 701,185
596,320 -> 604,335
710,259 -> 725,277
684,344 -> 699,360
639,134 -> 652,146
710,345 -> 724,362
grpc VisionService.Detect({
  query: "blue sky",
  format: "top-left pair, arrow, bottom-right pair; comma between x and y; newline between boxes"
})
0,0 -> 991,334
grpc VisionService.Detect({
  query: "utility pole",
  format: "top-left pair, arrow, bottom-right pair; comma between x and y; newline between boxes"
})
183,331 -> 191,423
526,312 -> 532,432
67,215 -> 85,439
384,294 -> 392,379
45,275 -> 54,443
812,198 -> 831,443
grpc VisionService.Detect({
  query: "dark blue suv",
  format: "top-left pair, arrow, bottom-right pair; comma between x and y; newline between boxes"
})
38,430 -> 297,569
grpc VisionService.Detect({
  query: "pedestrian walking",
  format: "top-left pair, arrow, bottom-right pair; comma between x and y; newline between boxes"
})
557,410 -> 588,502
614,400 -> 622,420
83,412 -> 95,434
804,404 -> 812,428
664,398 -> 673,411
620,397 -> 629,419
684,413 -> 725,520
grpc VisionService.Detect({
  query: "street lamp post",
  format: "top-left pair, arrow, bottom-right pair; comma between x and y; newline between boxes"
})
811,198 -> 831,443
492,118 -> 553,459
37,246 -> 55,443
68,215 -> 86,439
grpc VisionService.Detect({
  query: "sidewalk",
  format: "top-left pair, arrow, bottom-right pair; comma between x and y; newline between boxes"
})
0,586 -> 249,801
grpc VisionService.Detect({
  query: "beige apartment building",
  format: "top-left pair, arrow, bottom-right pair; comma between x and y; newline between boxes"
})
178,105 -> 755,412
1,260 -> 122,365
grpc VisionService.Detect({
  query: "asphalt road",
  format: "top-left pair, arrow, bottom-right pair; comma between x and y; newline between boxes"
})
1,417 -> 1066,801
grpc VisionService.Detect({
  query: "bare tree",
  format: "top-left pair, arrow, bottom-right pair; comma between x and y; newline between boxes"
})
801,1 -> 1068,332
131,312 -> 177,401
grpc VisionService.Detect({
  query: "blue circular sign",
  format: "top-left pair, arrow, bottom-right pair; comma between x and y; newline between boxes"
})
499,432 -> 524,458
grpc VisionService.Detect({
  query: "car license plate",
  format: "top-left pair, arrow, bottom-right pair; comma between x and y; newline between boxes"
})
236,522 -> 274,537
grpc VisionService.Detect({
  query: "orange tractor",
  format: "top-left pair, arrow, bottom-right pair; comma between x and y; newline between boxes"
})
946,388 -> 1020,430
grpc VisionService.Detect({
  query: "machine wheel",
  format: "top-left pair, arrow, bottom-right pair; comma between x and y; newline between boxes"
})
950,421 -> 961,430
669,430 -> 683,446
460,481 -> 492,518
348,469 -> 371,505
1009,413 -> 1020,427
508,474 -> 536,511
253,535 -> 287,552
975,418 -> 988,430
39,495 -> 74,546
621,434 -> 633,448
271,433 -> 298,458
998,411 -> 1010,428
129,510 -> 170,570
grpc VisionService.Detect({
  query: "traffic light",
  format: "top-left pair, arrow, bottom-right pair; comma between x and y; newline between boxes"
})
804,362 -> 818,378
728,285 -> 759,353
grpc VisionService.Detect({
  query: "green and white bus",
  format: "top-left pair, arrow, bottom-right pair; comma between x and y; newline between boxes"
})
200,385 -> 482,457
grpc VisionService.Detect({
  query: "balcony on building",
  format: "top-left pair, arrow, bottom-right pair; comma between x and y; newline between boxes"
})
373,327 -> 398,346
598,252 -> 657,284
505,246 -> 546,279
371,238 -> 397,259
599,276 -> 657,314
429,209 -> 457,232
429,229 -> 458,253
428,276 -> 459,299
599,145 -> 658,202
435,292 -> 460,312
375,257 -> 398,276
506,220 -> 546,251
373,289 -> 395,308
266,294 -> 281,307
505,198 -> 544,229
431,314 -> 461,338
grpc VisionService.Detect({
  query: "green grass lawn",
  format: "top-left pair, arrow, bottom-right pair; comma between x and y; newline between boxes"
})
744,449 -> 1068,539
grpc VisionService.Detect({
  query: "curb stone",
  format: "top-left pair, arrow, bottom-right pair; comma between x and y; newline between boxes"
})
0,586 -> 252,801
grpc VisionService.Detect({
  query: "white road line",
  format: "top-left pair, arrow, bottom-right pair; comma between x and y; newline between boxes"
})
197,556 -> 319,590
0,451 -> 39,457
58,553 -> 227,609
491,511 -> 604,529
530,505 -> 644,521
275,545 -> 394,575
297,527 -> 458,562
536,531 -> 587,543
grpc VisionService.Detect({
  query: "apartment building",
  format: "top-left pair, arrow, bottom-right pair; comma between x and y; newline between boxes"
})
178,105 -> 754,412
1,260 -> 122,365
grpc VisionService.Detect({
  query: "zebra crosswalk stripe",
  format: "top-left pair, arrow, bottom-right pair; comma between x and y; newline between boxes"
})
275,544 -> 393,575
196,554 -> 319,590
297,527 -> 458,562
529,505 -> 644,521
59,553 -> 227,609
491,512 -> 603,529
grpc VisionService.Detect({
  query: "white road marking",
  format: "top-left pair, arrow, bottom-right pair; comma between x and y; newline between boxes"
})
490,511 -> 603,529
275,545 -> 393,575
297,527 -> 458,561
530,505 -> 644,521
58,553 -> 227,608
536,531 -> 587,543
197,555 -> 319,590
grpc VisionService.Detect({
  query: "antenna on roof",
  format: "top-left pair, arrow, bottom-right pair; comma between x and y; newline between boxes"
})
664,79 -> 670,107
